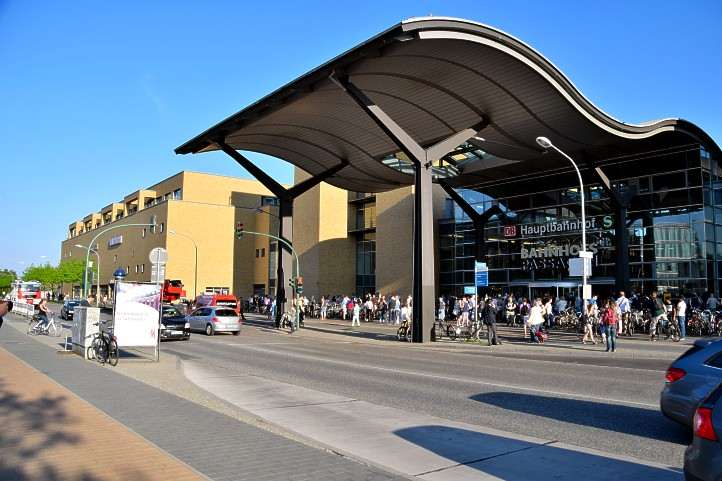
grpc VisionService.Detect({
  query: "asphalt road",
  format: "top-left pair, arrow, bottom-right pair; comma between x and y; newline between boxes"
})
156,313 -> 692,469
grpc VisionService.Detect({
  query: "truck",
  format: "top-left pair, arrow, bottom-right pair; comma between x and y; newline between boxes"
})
194,292 -> 240,314
162,279 -> 186,304
8,280 -> 42,306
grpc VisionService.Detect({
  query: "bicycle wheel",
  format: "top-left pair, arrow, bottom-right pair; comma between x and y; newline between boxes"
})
107,339 -> 119,366
95,338 -> 108,365
86,344 -> 96,360
48,323 -> 60,337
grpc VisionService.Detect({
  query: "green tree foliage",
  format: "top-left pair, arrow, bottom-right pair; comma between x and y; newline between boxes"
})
22,260 -> 92,290
0,269 -> 17,292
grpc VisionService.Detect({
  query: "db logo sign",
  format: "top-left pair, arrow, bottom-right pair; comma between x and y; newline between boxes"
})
504,225 -> 517,237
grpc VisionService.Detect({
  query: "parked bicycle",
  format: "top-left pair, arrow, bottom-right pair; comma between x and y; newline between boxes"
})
86,320 -> 119,366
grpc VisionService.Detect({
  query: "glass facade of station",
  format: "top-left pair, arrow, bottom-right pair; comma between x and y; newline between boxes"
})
439,145 -> 722,299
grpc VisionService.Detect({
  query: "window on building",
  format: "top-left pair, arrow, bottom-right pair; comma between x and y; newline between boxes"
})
261,248 -> 265,257
144,198 -> 154,208
135,265 -> 139,273
141,264 -> 145,273
160,222 -> 164,233
142,228 -> 146,238
113,254 -> 117,262
355,232 -> 376,295
173,188 -> 182,200
255,249 -> 259,258
126,266 -> 130,275
261,196 -> 279,206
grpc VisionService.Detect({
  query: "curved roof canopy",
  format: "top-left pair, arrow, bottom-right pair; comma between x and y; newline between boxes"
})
176,17 -> 720,193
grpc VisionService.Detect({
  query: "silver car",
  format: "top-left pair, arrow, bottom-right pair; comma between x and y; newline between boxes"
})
684,382 -> 722,481
661,338 -> 722,427
186,307 -> 241,336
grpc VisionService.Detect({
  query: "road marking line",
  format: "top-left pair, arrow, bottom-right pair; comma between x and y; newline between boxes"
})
229,343 -> 660,409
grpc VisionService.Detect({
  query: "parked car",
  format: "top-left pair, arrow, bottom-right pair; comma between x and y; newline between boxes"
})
661,338 -> 722,427
160,305 -> 191,341
186,306 -> 241,336
60,300 -> 80,320
684,382 -> 722,481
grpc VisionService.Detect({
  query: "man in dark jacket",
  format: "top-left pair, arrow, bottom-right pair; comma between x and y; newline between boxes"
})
483,297 -> 501,346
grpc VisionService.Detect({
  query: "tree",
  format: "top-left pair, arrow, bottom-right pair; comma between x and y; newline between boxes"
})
58,259 -> 87,286
0,269 -> 16,293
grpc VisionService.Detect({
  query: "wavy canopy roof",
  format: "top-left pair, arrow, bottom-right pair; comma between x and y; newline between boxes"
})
176,17 -> 719,193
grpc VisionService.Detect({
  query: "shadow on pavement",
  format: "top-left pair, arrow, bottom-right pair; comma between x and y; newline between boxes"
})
470,391 -> 690,444
394,425 -> 682,480
0,380 -> 94,481
302,324 -> 399,342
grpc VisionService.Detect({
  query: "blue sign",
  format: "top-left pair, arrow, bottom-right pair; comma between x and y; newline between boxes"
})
475,261 -> 489,287
463,286 -> 476,295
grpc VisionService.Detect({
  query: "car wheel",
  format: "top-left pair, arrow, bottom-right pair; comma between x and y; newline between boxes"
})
205,324 -> 214,336
232,330 -> 240,336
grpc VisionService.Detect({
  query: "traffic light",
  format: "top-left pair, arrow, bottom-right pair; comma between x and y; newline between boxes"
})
296,276 -> 303,294
234,222 -> 244,239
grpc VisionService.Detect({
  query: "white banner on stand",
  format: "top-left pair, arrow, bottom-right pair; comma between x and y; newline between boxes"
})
113,281 -> 161,347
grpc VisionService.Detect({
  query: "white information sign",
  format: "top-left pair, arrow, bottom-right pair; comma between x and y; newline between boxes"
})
149,247 -> 168,265
113,281 -> 161,347
150,263 -> 166,284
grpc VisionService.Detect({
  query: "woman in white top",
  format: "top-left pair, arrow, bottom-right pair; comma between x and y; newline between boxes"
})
527,298 -> 545,342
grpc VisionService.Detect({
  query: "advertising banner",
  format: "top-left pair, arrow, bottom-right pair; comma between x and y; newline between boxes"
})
113,281 -> 161,347
474,261 -> 489,287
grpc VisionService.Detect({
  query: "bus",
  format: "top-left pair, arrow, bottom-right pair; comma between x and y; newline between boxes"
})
8,280 -> 42,306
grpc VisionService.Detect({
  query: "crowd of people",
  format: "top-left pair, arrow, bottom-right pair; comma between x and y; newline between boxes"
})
243,288 -> 722,350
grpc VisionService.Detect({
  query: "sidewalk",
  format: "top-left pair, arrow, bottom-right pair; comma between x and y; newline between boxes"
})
0,345 -> 205,481
0,324 -> 407,481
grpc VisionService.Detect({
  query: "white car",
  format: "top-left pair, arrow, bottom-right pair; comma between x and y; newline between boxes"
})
186,306 -> 241,336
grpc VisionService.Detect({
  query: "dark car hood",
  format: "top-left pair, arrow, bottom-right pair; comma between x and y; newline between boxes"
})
162,316 -> 187,326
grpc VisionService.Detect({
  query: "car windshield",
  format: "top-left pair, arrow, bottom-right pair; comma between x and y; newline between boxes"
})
162,307 -> 183,318
215,309 -> 237,317
66,301 -> 79,307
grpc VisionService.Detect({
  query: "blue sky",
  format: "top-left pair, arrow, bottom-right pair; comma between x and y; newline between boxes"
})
1,0 -> 720,271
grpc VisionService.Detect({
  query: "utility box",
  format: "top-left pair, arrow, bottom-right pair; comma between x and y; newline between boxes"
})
72,307 -> 101,359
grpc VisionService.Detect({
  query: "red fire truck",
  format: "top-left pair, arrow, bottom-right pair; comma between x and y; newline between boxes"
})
8,280 -> 42,306
194,292 -> 240,314
161,279 -> 186,304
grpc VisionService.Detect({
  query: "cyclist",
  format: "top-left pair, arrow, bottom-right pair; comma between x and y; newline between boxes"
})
36,298 -> 51,331
650,291 -> 666,341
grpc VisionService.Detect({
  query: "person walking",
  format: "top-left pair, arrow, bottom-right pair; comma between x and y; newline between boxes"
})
484,297 -> 501,345
600,298 -> 619,352
677,295 -> 687,340
393,295 -> 401,325
527,298 -> 545,343
320,296 -> 327,320
351,300 -> 360,327
616,291 -> 630,336
650,291 -> 666,341
437,296 -> 446,323
582,302 -> 597,345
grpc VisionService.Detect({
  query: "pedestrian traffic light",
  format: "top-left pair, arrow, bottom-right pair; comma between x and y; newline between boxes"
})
296,276 -> 303,294
235,222 -> 244,239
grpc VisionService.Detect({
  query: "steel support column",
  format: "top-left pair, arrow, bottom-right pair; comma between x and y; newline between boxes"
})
590,165 -> 638,294
439,182 -> 505,263
333,74 -> 487,342
214,139 -> 347,326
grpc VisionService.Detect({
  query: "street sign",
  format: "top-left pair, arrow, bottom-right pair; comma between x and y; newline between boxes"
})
149,247 -> 168,265
474,261 -> 489,287
150,263 -> 166,284
569,257 -> 592,277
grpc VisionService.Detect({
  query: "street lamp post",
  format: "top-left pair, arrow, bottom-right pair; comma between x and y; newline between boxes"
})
75,244 -> 100,304
82,222 -> 156,300
168,230 -> 198,300
535,136 -> 591,304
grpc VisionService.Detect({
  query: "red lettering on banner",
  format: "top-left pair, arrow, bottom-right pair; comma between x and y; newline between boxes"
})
504,225 -> 517,237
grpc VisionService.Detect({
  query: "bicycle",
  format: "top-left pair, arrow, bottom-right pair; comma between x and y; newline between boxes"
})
279,309 -> 298,332
397,319 -> 412,342
86,320 -> 119,366
27,313 -> 61,337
